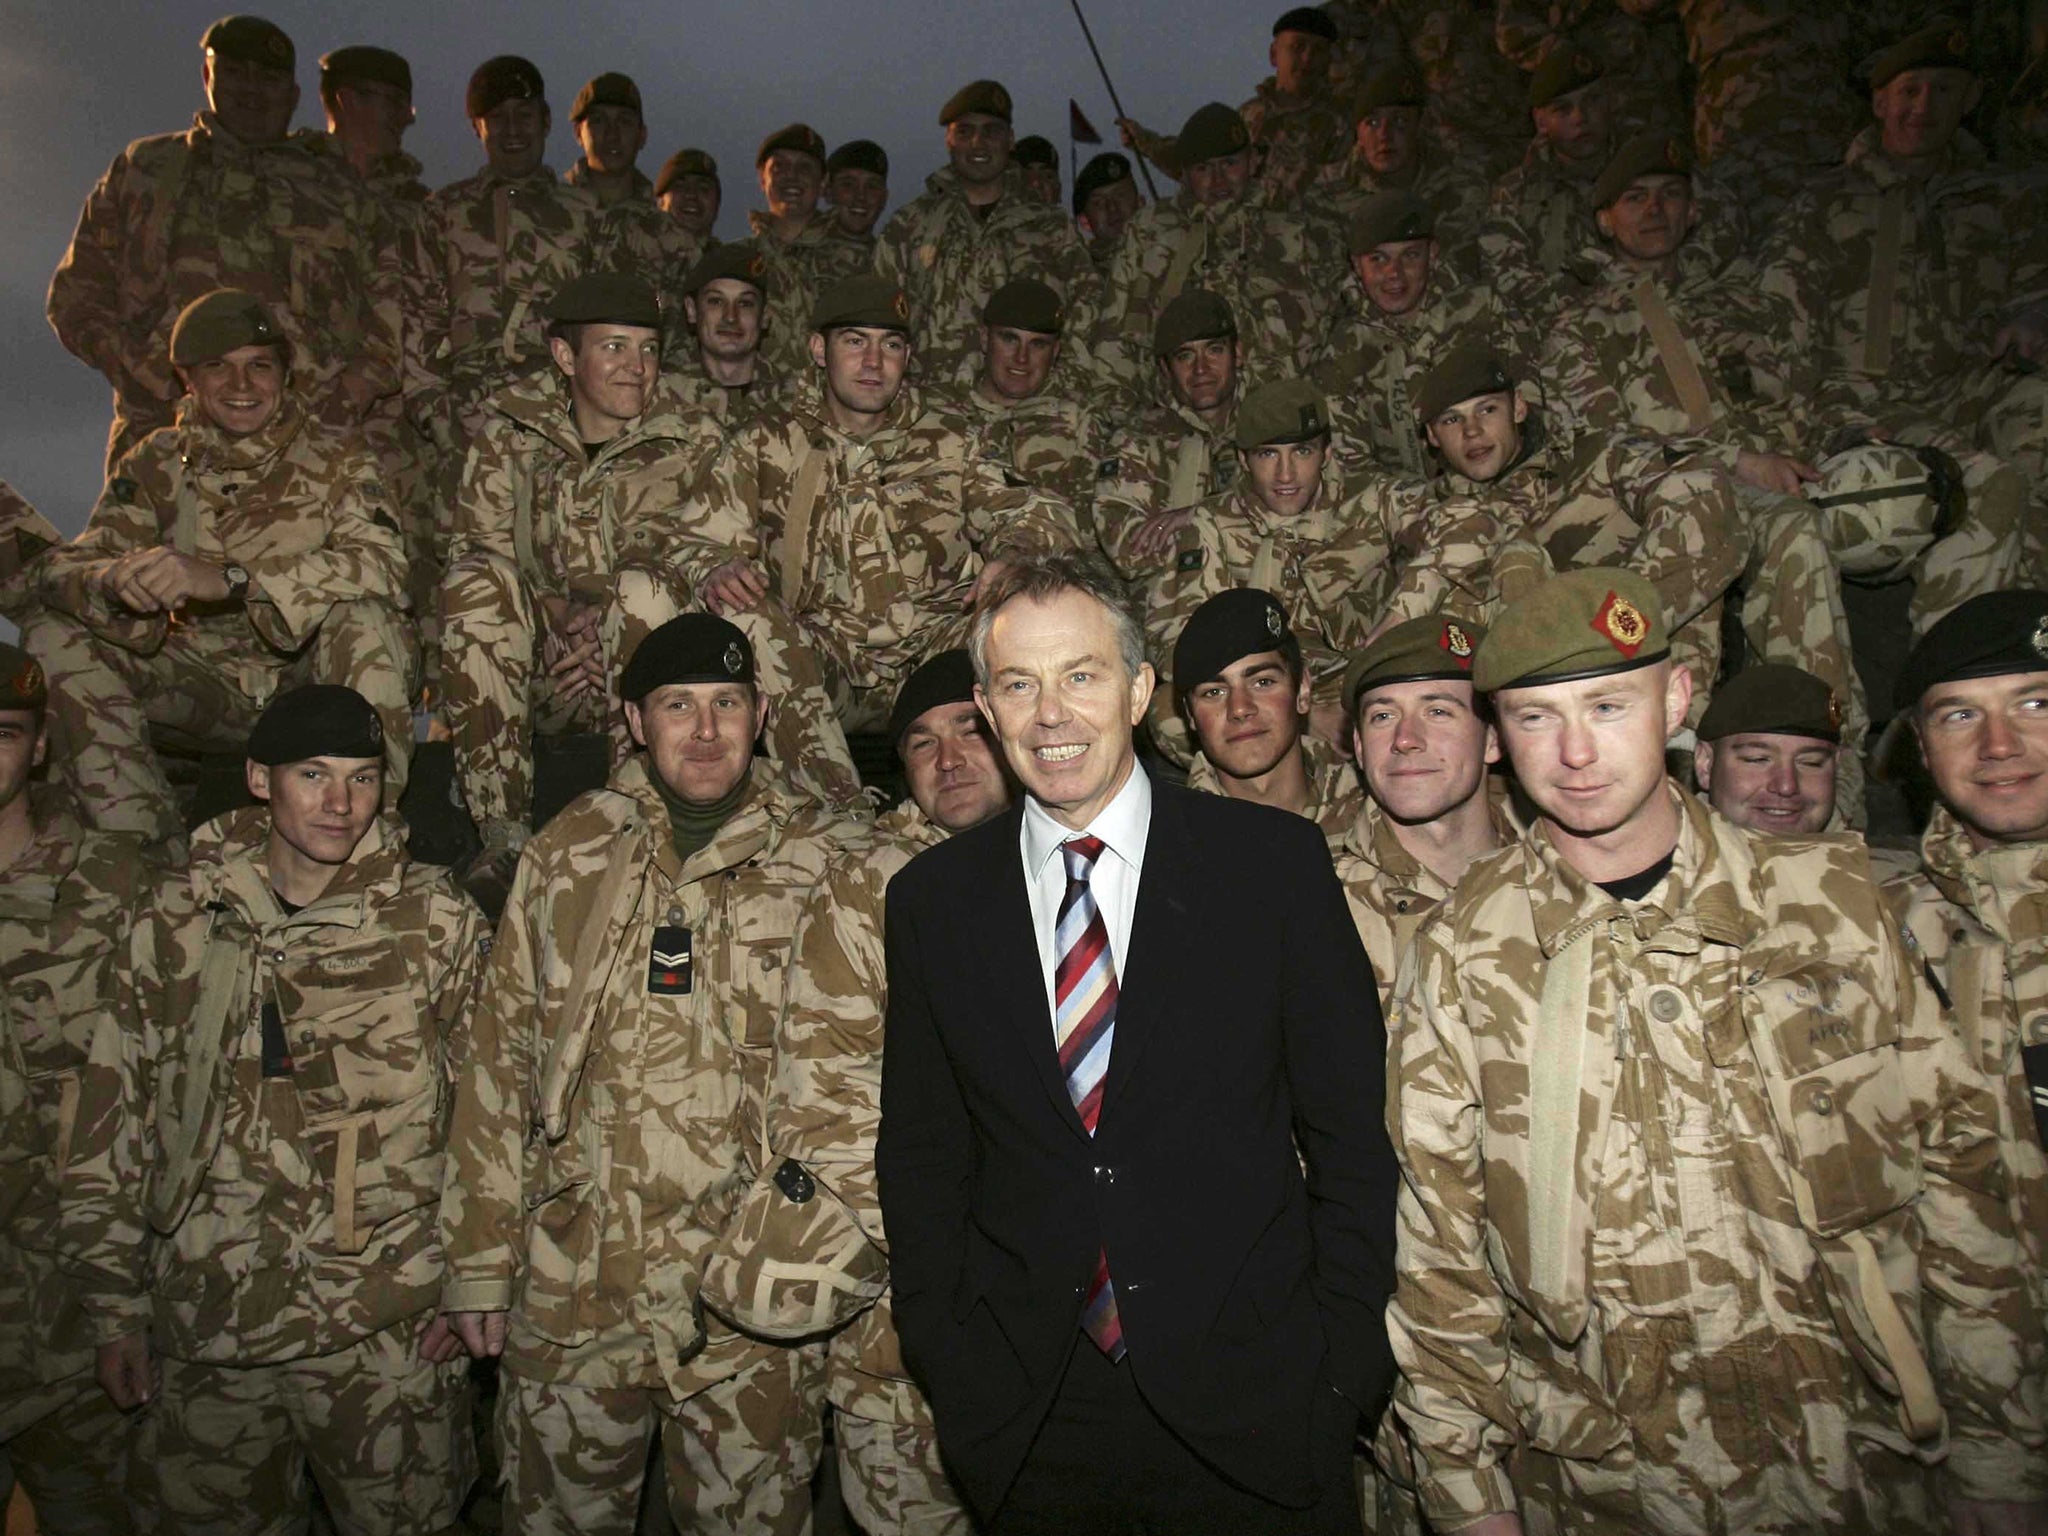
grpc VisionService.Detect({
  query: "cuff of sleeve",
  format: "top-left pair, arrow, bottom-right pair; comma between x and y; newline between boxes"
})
84,1293 -> 153,1345
1420,1463 -> 1519,1531
441,1276 -> 516,1315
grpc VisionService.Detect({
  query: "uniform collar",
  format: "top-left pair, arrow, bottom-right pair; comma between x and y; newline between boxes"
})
1919,802 -> 2048,940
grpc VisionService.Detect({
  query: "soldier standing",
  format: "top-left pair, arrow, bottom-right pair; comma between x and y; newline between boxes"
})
1073,153 -> 1141,273
25,290 -> 417,850
670,243 -> 792,424
1388,568 -> 2048,1535
0,648 -> 144,1535
1691,663 -> 1845,835
1013,136 -> 1063,207
48,15 -> 399,474
72,684 -> 486,1534
654,149 -> 722,243
822,140 -> 891,250
565,74 -> 701,318
439,616 -> 864,1536
750,125 -> 874,381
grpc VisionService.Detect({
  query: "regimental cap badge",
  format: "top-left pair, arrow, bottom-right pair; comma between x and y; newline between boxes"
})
1592,589 -> 1649,657
1826,688 -> 1843,730
723,641 -> 746,676
1665,137 -> 1685,167
365,711 -> 384,747
747,253 -> 767,281
1442,622 -> 1473,664
1265,601 -> 1286,638
892,290 -> 911,322
2032,614 -> 2048,661
1949,28 -> 1970,54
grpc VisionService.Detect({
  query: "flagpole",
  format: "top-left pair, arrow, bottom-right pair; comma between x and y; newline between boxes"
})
1067,0 -> 1161,200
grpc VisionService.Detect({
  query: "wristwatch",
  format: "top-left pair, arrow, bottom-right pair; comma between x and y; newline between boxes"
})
222,564 -> 251,603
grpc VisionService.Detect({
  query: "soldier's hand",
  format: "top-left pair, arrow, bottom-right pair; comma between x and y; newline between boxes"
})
335,361 -> 382,423
701,558 -> 769,615
1130,507 -> 1196,560
96,1332 -> 157,1410
1994,308 -> 2048,369
1115,117 -> 1143,150
416,1312 -> 466,1364
1733,451 -> 1820,497
104,547 -> 229,612
1948,1498 -> 2048,1536
450,1310 -> 509,1359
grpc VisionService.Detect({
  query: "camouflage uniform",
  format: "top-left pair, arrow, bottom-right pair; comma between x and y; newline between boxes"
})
438,759 -> 862,1535
47,115 -> 401,474
1886,806 -> 2048,1399
1183,733 -> 1365,840
1240,81 -> 1355,202
0,788 -> 148,1533
747,215 -> 879,382
0,482 -> 63,629
769,800 -> 972,1535
938,384 -> 1106,549
663,352 -> 797,429
1330,1 -> 1528,172
675,376 -> 1083,736
24,399 -> 417,846
64,807 -> 486,1531
1387,785 -> 2047,1531
1307,145 -> 1495,274
1091,385 -> 1243,578
1494,3 -> 1692,137
876,167 -> 1102,392
566,162 -> 703,320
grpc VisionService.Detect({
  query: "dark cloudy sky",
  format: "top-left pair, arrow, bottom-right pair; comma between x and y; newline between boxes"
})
2,0 -> 1255,540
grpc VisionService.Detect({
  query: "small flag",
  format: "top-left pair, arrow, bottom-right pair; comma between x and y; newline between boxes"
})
1070,99 -> 1103,144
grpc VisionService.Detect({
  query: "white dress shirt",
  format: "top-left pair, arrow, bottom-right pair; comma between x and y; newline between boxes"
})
1020,761 -> 1153,1025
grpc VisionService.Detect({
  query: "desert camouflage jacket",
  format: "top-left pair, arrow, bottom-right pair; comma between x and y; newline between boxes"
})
1183,733 -> 1365,842
745,212 -> 878,381
1092,387 -> 1243,578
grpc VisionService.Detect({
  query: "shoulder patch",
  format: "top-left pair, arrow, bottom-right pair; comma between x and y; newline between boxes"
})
1097,456 -> 1120,478
1176,547 -> 1206,573
1002,469 -> 1027,489
477,935 -> 493,959
109,476 -> 139,505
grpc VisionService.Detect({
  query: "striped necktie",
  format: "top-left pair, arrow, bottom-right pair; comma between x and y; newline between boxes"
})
1056,835 -> 1126,1360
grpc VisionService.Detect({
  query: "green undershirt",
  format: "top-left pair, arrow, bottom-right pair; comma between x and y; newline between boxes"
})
652,768 -> 752,865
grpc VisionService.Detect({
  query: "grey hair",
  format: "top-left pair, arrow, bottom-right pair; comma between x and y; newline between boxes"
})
967,550 -> 1148,687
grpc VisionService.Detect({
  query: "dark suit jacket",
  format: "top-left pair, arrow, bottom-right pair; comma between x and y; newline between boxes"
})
876,776 -> 1398,1520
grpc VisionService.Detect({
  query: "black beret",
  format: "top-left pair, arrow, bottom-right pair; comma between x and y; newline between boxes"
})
202,15 -> 294,71
683,242 -> 770,297
1073,151 -> 1132,215
1348,190 -> 1435,255
467,56 -> 544,121
1699,663 -> 1842,744
1013,135 -> 1058,170
888,649 -> 978,748
170,289 -> 287,366
1896,590 -> 2048,713
812,274 -> 912,333
1273,6 -> 1338,41
1177,102 -> 1252,166
1152,288 -> 1237,355
1529,42 -> 1603,109
621,614 -> 756,703
1592,130 -> 1694,209
572,72 -> 642,123
941,80 -> 1013,126
248,684 -> 384,766
827,139 -> 889,178
757,123 -> 827,168
547,272 -> 663,329
1867,19 -> 1975,88
320,46 -> 410,98
1413,339 -> 1514,421
0,643 -> 47,711
981,277 -> 1065,334
1174,588 -> 1295,693
655,148 -> 719,196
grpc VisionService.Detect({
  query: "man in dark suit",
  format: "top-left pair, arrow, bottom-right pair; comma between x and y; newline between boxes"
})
877,553 -> 1398,1533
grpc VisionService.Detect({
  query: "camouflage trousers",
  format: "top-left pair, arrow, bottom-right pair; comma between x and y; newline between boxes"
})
135,1318 -> 474,1536
827,1349 -> 970,1536
20,602 -> 418,848
1980,368 -> 2048,591
1357,1416 -> 1424,1536
361,406 -> 443,691
0,1370 -> 137,1535
498,1329 -> 828,1536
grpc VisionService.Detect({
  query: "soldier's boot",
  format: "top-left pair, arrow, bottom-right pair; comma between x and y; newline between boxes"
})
307,598 -> 420,811
833,1410 -> 972,1536
1979,370 -> 2048,590
440,551 -> 542,837
497,1376 -> 659,1536
5,1372 -> 139,1535
664,1336 -> 829,1536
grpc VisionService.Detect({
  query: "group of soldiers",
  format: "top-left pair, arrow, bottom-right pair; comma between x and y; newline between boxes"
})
4,1 -> 2048,1533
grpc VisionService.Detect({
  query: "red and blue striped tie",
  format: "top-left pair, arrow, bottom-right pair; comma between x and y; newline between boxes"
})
1056,835 -> 1126,1361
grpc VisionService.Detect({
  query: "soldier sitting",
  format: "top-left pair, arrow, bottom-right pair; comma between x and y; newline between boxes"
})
0,647 -> 148,1532
1691,663 -> 1844,835
1073,152 -> 1141,273
73,684 -> 487,1534
1307,62 -> 1491,267
1171,588 -> 1362,838
750,125 -> 874,381
654,147 -> 721,242
440,615 -> 866,1536
27,289 -> 416,852
670,242 -> 791,424
823,139 -> 890,252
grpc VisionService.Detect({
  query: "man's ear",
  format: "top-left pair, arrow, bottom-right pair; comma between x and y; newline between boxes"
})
548,333 -> 577,378
624,700 -> 647,748
246,760 -> 273,802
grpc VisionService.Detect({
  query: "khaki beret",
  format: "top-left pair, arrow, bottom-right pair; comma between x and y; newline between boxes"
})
1348,190 -> 1435,255
0,643 -> 47,712
201,15 -> 294,71
826,139 -> 888,178
757,123 -> 827,168
1273,6 -> 1338,40
1073,151 -> 1131,215
1153,289 -> 1238,356
1413,339 -> 1514,421
1698,663 -> 1842,744
1178,102 -> 1253,166
981,277 -> 1064,334
940,79 -> 1013,126
1235,380 -> 1330,450
1592,130 -> 1694,209
467,55 -> 544,120
621,614 -> 756,701
170,289 -> 286,366
1867,19 -> 1975,88
319,46 -> 410,98
1345,615 -> 1485,706
572,72 -> 642,123
1474,567 -> 1669,692
812,274 -> 913,333
1896,589 -> 2048,712
1013,135 -> 1058,170
248,684 -> 384,766
1353,61 -> 1425,116
547,272 -> 663,329
655,148 -> 719,196
683,242 -> 770,297
1175,589 -> 1295,693
1529,42 -> 1603,109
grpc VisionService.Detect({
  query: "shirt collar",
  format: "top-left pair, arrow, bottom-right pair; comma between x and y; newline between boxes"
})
1023,759 -> 1152,879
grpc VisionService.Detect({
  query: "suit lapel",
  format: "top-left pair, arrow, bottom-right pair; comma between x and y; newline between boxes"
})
1099,782 -> 1198,1119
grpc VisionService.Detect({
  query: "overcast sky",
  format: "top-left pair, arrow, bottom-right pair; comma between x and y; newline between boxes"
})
2,0 -> 1257,540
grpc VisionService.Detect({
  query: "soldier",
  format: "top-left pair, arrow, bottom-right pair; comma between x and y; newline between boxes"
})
1073,152 -> 1141,272
1494,0 -> 1692,139
680,274 -> 1082,769
439,615 -> 864,1536
1886,590 -> 2048,1397
49,15 -> 400,474
1388,566 -> 2048,1534
0,483 -> 63,630
876,79 -> 1102,390
1307,63 -> 1492,267
1094,102 -> 1341,398
654,148 -> 722,242
1172,587 -> 1363,837
1013,135 -> 1062,206
72,684 -> 485,1533
566,73 -> 700,321
822,140 -> 890,249
944,278 -> 1104,538
25,290 -> 416,850
1141,380 -> 1429,759
0,648 -> 144,1534
750,125 -> 874,381
743,650 -> 1010,1536
317,45 -> 421,193
670,242 -> 791,423
1690,662 -> 1844,835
